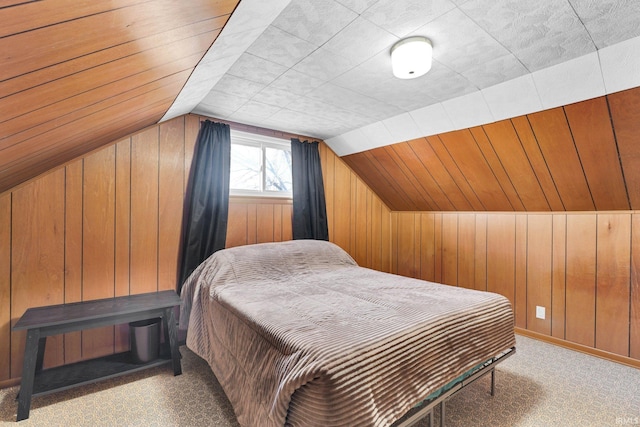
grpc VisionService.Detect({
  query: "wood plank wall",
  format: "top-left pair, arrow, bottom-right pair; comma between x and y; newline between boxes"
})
0,0 -> 239,194
391,211 -> 640,364
343,89 -> 640,212
3,106 -> 638,387
0,114 -> 391,386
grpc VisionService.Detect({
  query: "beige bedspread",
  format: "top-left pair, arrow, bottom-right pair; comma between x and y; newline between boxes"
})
180,240 -> 515,427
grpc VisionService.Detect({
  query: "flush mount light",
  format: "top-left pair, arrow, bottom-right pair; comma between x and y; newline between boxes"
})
391,36 -> 432,79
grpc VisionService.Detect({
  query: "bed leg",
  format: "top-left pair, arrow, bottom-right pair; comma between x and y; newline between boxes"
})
490,369 -> 495,396
439,401 -> 445,427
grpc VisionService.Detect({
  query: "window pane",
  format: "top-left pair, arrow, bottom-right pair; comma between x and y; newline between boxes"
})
230,144 -> 261,191
265,147 -> 292,192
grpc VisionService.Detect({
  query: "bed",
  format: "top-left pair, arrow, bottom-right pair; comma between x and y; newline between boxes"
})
179,240 -> 515,427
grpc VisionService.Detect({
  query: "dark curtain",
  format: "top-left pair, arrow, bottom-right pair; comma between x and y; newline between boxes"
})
291,138 -> 329,241
177,120 -> 231,292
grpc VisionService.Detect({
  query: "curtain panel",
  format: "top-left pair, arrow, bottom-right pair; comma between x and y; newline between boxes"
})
291,138 -> 329,241
177,120 -> 231,292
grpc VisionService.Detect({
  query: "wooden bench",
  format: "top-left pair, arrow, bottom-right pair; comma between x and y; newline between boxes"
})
12,290 -> 182,421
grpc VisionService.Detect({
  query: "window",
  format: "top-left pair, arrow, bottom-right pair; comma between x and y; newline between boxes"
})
229,130 -> 292,197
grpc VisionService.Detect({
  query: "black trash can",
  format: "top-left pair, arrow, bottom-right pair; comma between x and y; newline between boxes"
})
129,318 -> 160,364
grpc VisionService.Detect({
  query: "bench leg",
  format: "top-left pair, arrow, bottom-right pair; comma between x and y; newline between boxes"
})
164,308 -> 182,376
35,337 -> 46,373
17,328 -> 41,421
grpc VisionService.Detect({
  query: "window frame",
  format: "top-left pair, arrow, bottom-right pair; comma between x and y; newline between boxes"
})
229,129 -> 292,199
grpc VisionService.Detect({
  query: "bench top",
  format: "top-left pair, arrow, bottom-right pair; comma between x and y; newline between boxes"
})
13,290 -> 181,331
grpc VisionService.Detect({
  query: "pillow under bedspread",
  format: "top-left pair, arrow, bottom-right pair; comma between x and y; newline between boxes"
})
180,240 -> 515,427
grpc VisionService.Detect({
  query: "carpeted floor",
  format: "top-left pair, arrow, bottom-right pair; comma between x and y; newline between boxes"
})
0,335 -> 638,426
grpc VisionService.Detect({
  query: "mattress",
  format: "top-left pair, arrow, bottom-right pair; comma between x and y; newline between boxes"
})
180,240 -> 515,427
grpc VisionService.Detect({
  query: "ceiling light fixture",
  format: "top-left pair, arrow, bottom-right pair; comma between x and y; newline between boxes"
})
391,36 -> 432,79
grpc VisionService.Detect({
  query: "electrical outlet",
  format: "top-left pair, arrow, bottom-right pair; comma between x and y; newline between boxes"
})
536,306 -> 546,320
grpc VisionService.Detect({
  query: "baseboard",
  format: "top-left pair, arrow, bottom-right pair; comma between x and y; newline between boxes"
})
0,377 -> 20,389
515,327 -> 640,370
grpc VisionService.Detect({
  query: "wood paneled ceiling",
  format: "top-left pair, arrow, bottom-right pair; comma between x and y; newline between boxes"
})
0,0 -> 238,194
343,87 -> 640,212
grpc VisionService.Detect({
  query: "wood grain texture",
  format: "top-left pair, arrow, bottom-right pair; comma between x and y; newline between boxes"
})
342,154 -> 397,210
0,0 -> 238,194
82,148 -> 116,360
438,131 -> 512,211
11,170 -> 66,376
420,213 -> 436,282
114,137 -> 132,353
247,204 -> 258,245
365,149 -> 419,210
469,126 -> 524,211
369,196 -> 383,270
514,215 -> 528,329
407,138 -> 472,211
5,101 -> 640,382
486,214 -> 516,305
340,90 -> 640,213
1,17 -> 219,100
527,109 -> 594,211
332,159 -> 352,253
0,1 -> 232,80
354,179 -> 369,266
631,214 -> 640,359
321,143 -> 335,242
0,113 -> 395,383
474,214 -> 488,292
457,214 -> 475,289
350,173 -> 358,257
391,213 -> 399,275
383,210 -> 639,364
63,160 -> 83,363
608,88 -> 640,210
392,143 -> 451,210
426,135 -> 484,210
380,200 -> 391,273
226,203 -> 249,248
595,214 -> 631,356
257,205 -> 275,243
0,73 -> 184,193
565,98 -> 629,210
0,193 -> 10,381
526,215 -> 552,335
481,121 -> 549,211
510,116 -> 565,211
565,214 -> 597,347
382,145 -> 434,210
441,214 -> 458,286
433,213 -> 443,283
0,0 -> 148,38
2,50 -> 207,140
130,128 -> 159,295
396,212 -> 417,278
158,118 -> 185,292
551,214 -> 567,339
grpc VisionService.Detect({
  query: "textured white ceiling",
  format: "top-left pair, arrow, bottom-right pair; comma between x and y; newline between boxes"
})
162,0 -> 640,156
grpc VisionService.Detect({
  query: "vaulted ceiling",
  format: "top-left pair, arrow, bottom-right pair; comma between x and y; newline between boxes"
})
2,0 -> 640,212
0,0 -> 239,193
172,0 -> 640,157
343,89 -> 640,211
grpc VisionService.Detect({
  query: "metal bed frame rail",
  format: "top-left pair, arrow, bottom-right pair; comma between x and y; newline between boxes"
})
394,346 -> 516,427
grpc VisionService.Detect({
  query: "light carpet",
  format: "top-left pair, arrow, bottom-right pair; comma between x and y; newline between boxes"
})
0,335 -> 638,426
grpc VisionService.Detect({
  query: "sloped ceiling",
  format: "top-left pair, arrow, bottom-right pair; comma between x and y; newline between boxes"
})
3,0 -> 640,212
168,0 -> 640,158
0,0 -> 239,194
343,89 -> 640,211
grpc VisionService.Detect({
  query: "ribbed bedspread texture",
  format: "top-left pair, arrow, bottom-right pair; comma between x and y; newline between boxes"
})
180,240 -> 515,427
